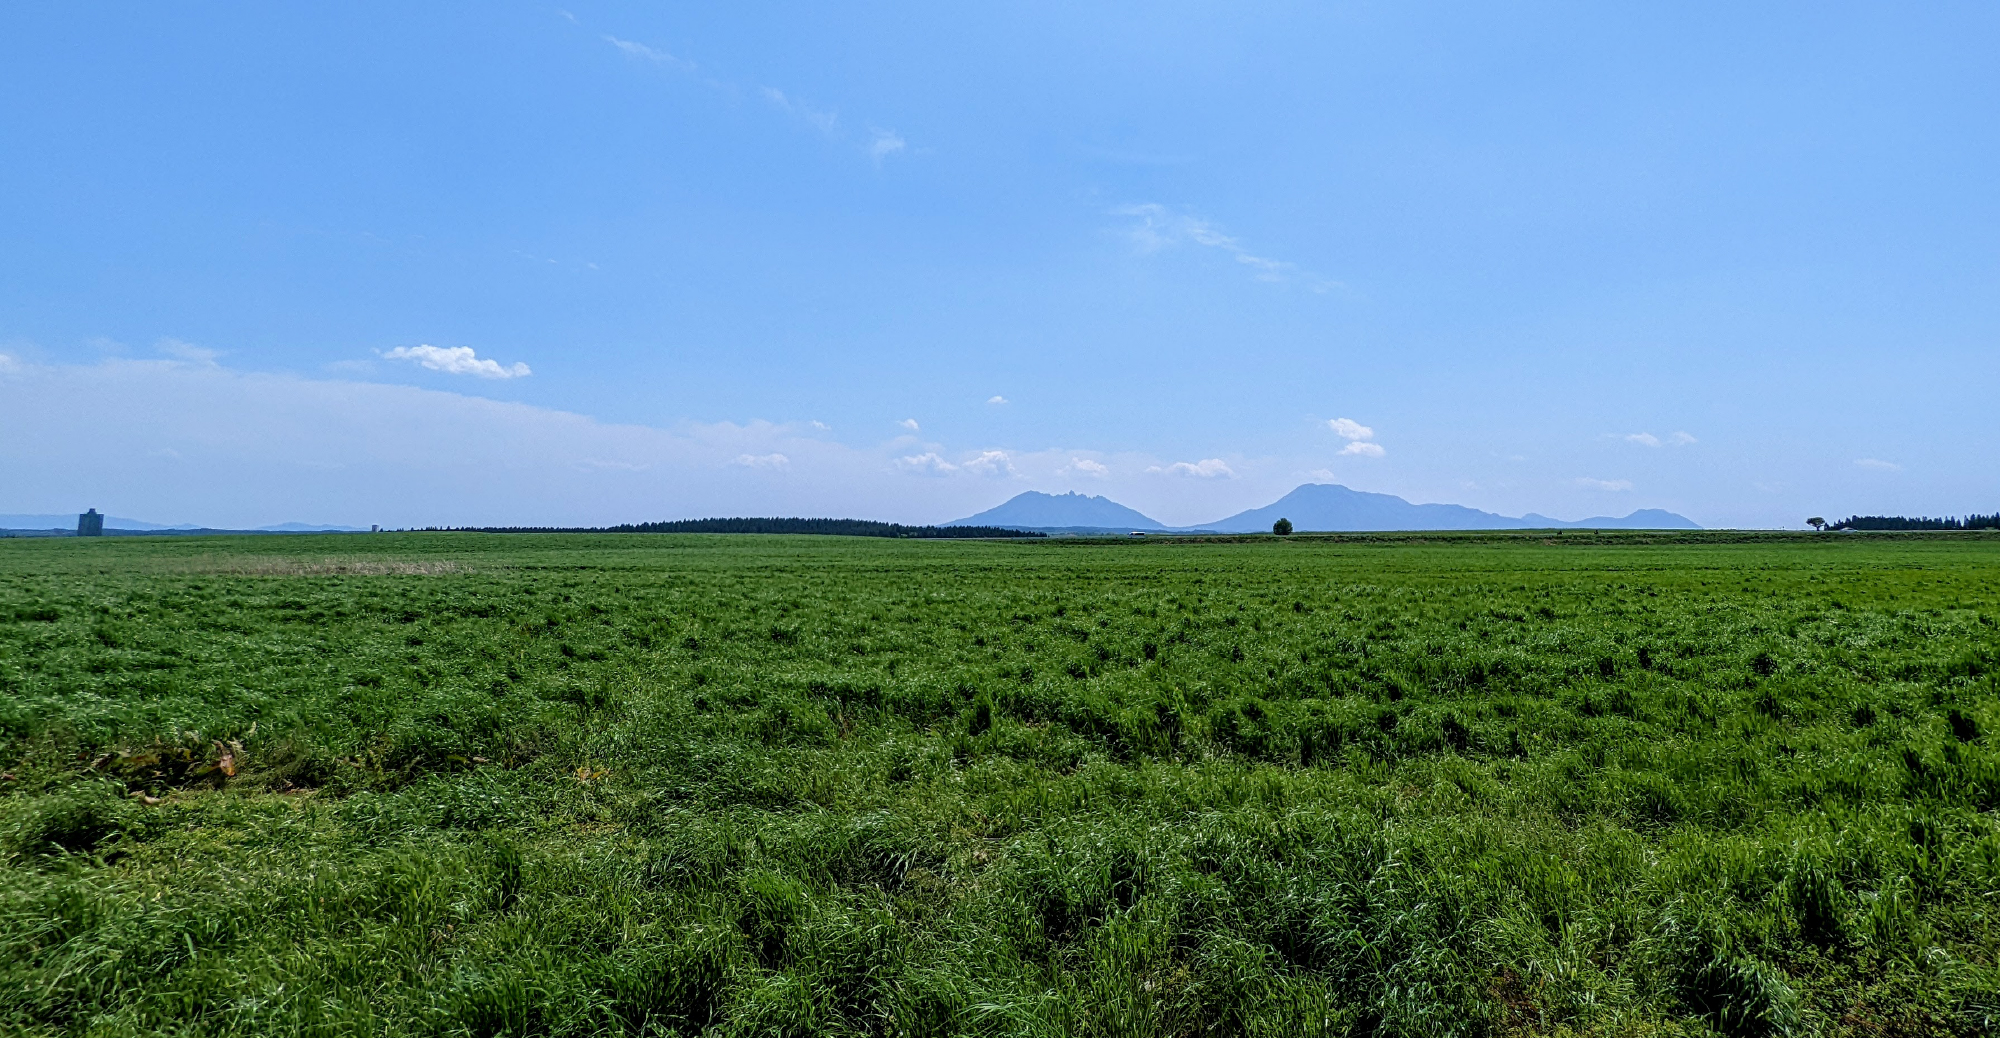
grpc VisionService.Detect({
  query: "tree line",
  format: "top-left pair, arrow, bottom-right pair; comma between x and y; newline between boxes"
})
1820,514 -> 2000,531
450,518 -> 1045,538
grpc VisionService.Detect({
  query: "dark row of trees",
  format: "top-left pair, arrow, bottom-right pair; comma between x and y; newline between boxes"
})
453,517 -> 1045,539
1809,514 -> 2000,531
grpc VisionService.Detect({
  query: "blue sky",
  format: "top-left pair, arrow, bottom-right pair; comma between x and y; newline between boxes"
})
3,2 -> 1996,528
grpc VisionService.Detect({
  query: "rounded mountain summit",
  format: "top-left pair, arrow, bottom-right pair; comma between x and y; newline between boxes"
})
945,491 -> 1167,532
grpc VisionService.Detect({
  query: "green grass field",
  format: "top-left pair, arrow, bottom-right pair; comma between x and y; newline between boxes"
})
2,531 -> 1998,1037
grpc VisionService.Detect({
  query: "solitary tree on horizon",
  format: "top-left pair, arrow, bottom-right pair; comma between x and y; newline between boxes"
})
1807,517 -> 1826,532
1273,518 -> 1293,536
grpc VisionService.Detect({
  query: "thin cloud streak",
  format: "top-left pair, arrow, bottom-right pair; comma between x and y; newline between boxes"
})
602,34 -> 694,72
585,18 -> 908,160
1118,204 -> 1338,292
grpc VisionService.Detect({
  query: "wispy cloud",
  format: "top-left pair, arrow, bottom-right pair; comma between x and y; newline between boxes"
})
602,34 -> 695,73
761,86 -> 839,136
895,452 -> 955,475
733,452 -> 790,470
1327,418 -> 1372,441
1623,430 -> 1696,448
382,345 -> 531,379
986,395 -> 1008,405
890,449 -> 1015,478
897,417 -> 920,432
157,338 -> 221,366
869,128 -> 907,162
1061,457 -> 1109,478
1150,458 -> 1234,479
1327,417 -> 1384,457
1117,204 -> 1336,291
1577,477 -> 1634,491
1855,458 -> 1902,471
585,17 -> 909,160
961,450 -> 1015,477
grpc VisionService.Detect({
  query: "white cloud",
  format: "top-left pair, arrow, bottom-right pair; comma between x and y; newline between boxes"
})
1855,458 -> 1902,471
961,450 -> 1016,477
897,418 -> 920,431
4,353 -> 1422,530
762,87 -> 839,136
869,128 -> 906,161
602,34 -> 694,72
1624,430 -> 1696,448
0,352 -> 17,374
895,452 -> 956,475
590,21 -> 906,161
1327,417 -> 1374,441
157,338 -> 220,366
1326,418 -> 1383,456
987,395 -> 1008,405
383,345 -> 531,380
1116,204 -> 1337,292
1577,477 -> 1634,491
1151,458 -> 1234,479
0,355 -> 956,527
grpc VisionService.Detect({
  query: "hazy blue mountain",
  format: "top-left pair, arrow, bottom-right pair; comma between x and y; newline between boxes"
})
254,522 -> 370,532
946,491 -> 1167,530
1205,484 -> 1698,532
1204,484 -> 1527,532
1519,509 -> 1700,530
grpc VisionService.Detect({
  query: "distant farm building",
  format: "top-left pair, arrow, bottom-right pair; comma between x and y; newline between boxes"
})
77,509 -> 104,537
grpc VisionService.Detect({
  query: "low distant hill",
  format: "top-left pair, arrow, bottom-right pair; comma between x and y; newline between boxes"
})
946,492 -> 1167,531
1520,508 -> 1701,531
0,513 -> 195,531
0,514 -> 368,535
466,518 -> 1040,538
1206,485 -> 1697,532
1209,484 -> 1516,533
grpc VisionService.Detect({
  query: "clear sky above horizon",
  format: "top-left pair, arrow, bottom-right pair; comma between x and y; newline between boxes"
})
3,2 -> 1996,529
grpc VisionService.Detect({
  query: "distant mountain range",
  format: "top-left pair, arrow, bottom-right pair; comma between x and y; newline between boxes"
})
946,484 -> 1698,533
3,486 -> 1697,539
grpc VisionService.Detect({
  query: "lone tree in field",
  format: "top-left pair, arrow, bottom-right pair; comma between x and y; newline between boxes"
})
1807,517 -> 1826,532
1273,518 -> 1294,536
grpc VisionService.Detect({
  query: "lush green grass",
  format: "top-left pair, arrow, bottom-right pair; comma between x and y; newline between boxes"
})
2,531 -> 1998,1037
